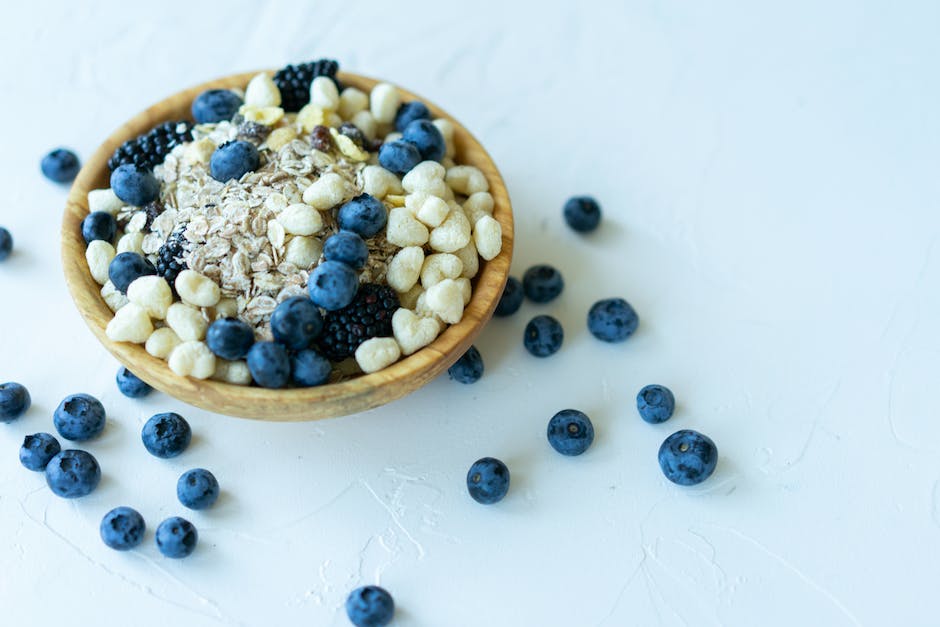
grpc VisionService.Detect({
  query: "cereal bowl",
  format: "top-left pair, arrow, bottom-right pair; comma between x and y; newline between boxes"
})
62,70 -> 513,421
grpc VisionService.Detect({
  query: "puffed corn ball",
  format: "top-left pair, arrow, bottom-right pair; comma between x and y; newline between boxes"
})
462,191 -> 494,225
238,105 -> 284,126
146,327 -> 182,359
361,165 -> 403,199
350,110 -> 378,140
101,282 -> 129,312
168,341 -> 216,379
432,119 -> 456,159
117,232 -> 144,255
392,308 -> 442,356
420,253 -> 463,289
398,284 -> 424,310
266,127 -> 297,152
338,87 -> 369,120
411,194 -> 450,228
370,82 -> 400,124
85,240 -> 115,285
402,161 -> 446,193
284,235 -> 322,268
127,275 -> 173,319
310,76 -> 340,111
277,203 -> 323,236
303,172 -> 349,209
245,72 -> 281,107
355,337 -> 402,374
473,215 -> 503,261
386,246 -> 425,293
386,206 -> 429,247
211,359 -> 252,385
454,241 -> 480,279
429,207 -> 471,253
175,270 -> 221,308
446,165 -> 489,195
424,279 -> 466,324
166,303 -> 208,342
106,303 -> 153,343
87,188 -> 123,215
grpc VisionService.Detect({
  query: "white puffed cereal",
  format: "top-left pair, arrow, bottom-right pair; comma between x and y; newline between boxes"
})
462,191 -> 495,225
87,188 -> 123,215
474,215 -> 503,261
127,275 -> 172,320
277,203 -> 323,236
209,298 -> 238,320
302,172 -> 349,209
101,281 -> 128,312
456,277 -> 472,305
85,240 -> 115,285
385,131 -> 403,143
386,246 -> 425,293
244,72 -> 281,107
420,253 -> 463,288
298,104 -> 327,133
361,165 -> 403,199
211,359 -> 252,385
402,161 -> 446,193
338,87 -> 369,119
370,82 -> 401,124
424,279 -> 466,324
432,119 -> 456,158
454,240 -> 480,278
386,206 -> 430,247
310,76 -> 340,111
175,270 -> 221,308
238,105 -> 284,126
428,207 -> 471,253
414,195 -> 450,228
351,110 -> 378,140
355,337 -> 402,374
146,327 -> 182,358
105,303 -> 153,344
446,165 -> 489,195
116,231 -> 144,255
398,284 -> 424,310
392,308 -> 443,356
184,138 -> 216,165
326,112 -> 343,128
168,341 -> 217,380
284,235 -> 323,268
166,303 -> 208,342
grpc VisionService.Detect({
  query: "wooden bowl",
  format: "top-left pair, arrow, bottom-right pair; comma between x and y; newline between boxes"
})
61,71 -> 513,421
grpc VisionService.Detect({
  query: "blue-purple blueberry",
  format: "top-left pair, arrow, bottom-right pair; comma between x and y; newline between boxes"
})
448,346 -> 484,384
308,260 -> 359,310
81,211 -> 117,244
587,298 -> 638,343
346,586 -> 395,627
177,468 -> 220,510
658,430 -> 718,486
19,433 -> 61,471
100,507 -> 146,550
191,89 -> 243,124
401,119 -> 445,161
494,276 -> 523,317
41,148 -> 81,183
141,412 -> 191,458
156,516 -> 198,558
0,382 -> 31,422
394,101 -> 430,132
110,164 -> 159,206
246,341 -> 291,388
116,367 -> 153,399
563,196 -> 602,232
209,140 -> 260,182
547,409 -> 594,456
270,296 -> 323,350
466,457 -> 510,504
45,449 -> 101,498
291,349 -> 332,387
206,317 -> 255,360
378,140 -> 422,175
323,231 -> 368,269
108,252 -> 157,293
337,194 -> 387,238
53,393 -> 106,441
0,227 -> 11,261
522,264 -> 564,303
637,384 -> 675,424
523,315 -> 564,357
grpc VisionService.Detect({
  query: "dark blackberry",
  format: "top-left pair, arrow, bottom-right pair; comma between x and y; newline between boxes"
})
142,201 -> 164,230
338,122 -> 369,150
273,59 -> 340,112
236,120 -> 271,145
309,125 -> 334,153
318,283 -> 399,361
155,226 -> 189,287
108,121 -> 193,172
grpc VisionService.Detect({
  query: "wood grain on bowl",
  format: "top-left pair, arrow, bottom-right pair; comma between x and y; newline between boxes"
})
62,71 -> 513,421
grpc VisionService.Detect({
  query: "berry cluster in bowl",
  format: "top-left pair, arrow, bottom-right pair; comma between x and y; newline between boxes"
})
80,59 -> 504,389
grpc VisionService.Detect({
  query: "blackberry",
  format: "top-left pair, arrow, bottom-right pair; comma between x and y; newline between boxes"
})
273,59 -> 340,112
318,283 -> 398,361
309,125 -> 334,153
108,121 -> 193,172
155,226 -> 189,287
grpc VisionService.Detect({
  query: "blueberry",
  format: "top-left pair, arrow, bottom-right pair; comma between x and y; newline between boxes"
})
637,385 -> 675,424
522,264 -> 564,303
337,194 -> 388,238
41,148 -> 81,183
308,260 -> 359,311
45,450 -> 101,498
378,140 -> 422,175
394,101 -> 431,132
587,298 -> 638,343
110,164 -> 159,206
523,315 -> 564,357
81,211 -> 117,244
155,516 -> 198,558
19,433 -> 61,471
206,317 -> 255,360
108,252 -> 157,293
100,507 -> 146,550
494,276 -> 523,317
401,119 -> 445,161
177,468 -> 220,510
209,140 -> 260,182
191,89 -> 243,124
0,382 -> 31,422
0,227 -> 11,262
323,231 -> 368,269
141,412 -> 191,458
246,341 -> 291,388
116,367 -> 153,399
53,394 -> 106,441
346,585 -> 395,627
563,196 -> 602,233
467,457 -> 510,504
547,409 -> 594,456
270,297 -> 323,350
291,349 -> 332,387
448,345 -> 484,384
658,430 -> 718,486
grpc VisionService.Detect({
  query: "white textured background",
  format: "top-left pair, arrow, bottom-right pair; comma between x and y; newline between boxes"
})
1,1 -> 938,625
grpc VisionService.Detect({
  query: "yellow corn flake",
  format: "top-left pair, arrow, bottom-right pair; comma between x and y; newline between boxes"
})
266,126 -> 298,152
385,194 -> 406,207
329,129 -> 370,162
297,104 -> 326,132
238,104 -> 285,126
184,137 -> 216,165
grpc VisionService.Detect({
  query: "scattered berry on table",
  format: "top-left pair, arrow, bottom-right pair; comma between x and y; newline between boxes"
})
0,227 -> 11,262
53,394 -> 106,441
338,122 -> 369,149
40,148 -> 81,183
323,231 -> 369,269
116,366 -> 153,399
191,89 -> 243,124
155,226 -> 189,287
107,121 -> 193,172
337,194 -> 388,238
494,276 -> 523,317
273,59 -> 339,112
318,283 -> 398,360
522,264 -> 564,303
291,349 -> 332,387
563,196 -> 602,233
81,211 -> 117,244
19,433 -> 61,471
155,516 -> 198,558
45,449 -> 101,498
141,412 -> 191,458
309,124 -> 335,153
0,382 -> 31,422
100,507 -> 146,551
637,384 -> 675,424
346,585 -> 395,627
109,251 -> 157,293
394,101 -> 431,132
209,140 -> 260,182
658,430 -> 718,486
448,345 -> 484,384
206,317 -> 256,360
523,315 -> 564,357
177,468 -> 220,510
308,260 -> 360,311
467,457 -> 510,504
270,296 -> 323,350
547,409 -> 594,456
246,341 -> 291,388
110,164 -> 160,206
401,119 -> 445,161
587,297 -> 638,343
378,140 -> 422,175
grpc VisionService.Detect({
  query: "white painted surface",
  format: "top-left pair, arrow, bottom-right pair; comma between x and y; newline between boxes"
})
1,1 -> 937,625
